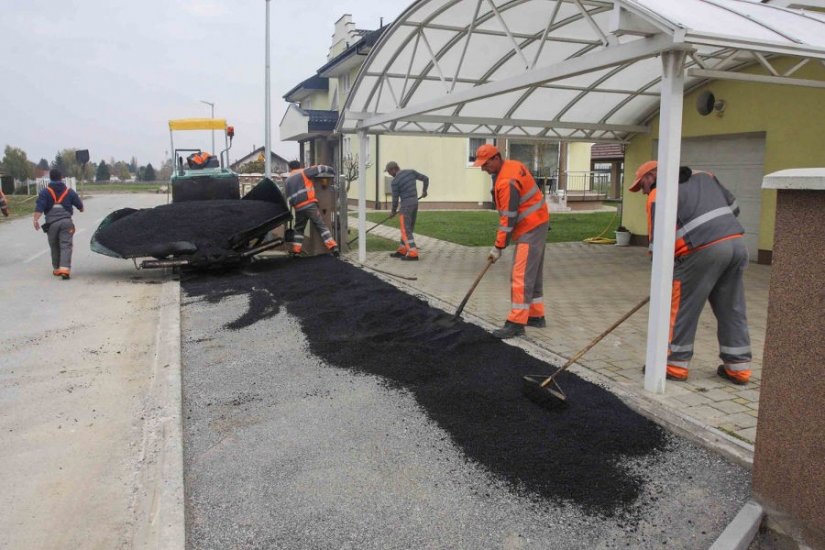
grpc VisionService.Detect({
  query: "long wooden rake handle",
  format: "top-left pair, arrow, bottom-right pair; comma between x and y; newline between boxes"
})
346,194 -> 424,246
454,257 -> 495,319
540,296 -> 650,388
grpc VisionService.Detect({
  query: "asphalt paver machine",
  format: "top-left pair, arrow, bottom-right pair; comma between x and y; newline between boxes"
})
168,117 -> 240,202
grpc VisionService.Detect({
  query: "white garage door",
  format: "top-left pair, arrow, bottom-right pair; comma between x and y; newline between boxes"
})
658,133 -> 766,260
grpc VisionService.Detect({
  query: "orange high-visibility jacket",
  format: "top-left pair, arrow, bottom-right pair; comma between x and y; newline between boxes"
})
492,160 -> 549,249
285,165 -> 335,211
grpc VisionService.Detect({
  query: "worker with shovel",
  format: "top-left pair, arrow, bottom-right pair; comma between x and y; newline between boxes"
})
285,164 -> 339,256
385,161 -> 429,261
630,160 -> 752,385
473,144 -> 549,339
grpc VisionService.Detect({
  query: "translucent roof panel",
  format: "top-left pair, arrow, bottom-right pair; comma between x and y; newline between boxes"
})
340,0 -> 825,140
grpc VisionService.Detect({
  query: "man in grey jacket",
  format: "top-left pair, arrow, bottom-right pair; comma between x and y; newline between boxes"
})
386,161 -> 428,261
33,169 -> 84,279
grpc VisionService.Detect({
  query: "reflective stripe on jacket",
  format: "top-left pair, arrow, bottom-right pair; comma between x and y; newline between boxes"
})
285,165 -> 334,211
493,160 -> 549,249
647,170 -> 744,257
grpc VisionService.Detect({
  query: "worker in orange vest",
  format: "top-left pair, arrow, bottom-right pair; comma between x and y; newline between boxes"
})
284,164 -> 339,256
474,144 -> 550,339
631,160 -> 752,385
33,169 -> 84,279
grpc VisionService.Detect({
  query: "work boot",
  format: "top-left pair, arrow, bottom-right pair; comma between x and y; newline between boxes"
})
641,364 -> 689,381
492,321 -> 525,339
389,251 -> 405,258
52,269 -> 62,277
527,316 -> 546,328
717,365 -> 749,386
55,268 -> 71,280
330,247 -> 340,257
401,255 -> 419,261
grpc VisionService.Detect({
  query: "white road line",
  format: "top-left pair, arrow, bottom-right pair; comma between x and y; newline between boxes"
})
22,229 -> 86,264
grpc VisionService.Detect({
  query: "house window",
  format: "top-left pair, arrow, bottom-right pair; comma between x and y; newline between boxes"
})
468,137 -> 493,165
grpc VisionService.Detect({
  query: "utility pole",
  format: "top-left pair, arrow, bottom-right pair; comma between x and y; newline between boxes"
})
264,0 -> 272,179
200,100 -> 215,153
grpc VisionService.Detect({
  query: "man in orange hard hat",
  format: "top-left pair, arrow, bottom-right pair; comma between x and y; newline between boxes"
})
631,160 -> 752,385
474,144 -> 550,339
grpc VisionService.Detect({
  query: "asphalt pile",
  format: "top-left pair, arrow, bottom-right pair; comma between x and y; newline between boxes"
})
182,255 -> 668,518
94,199 -> 286,258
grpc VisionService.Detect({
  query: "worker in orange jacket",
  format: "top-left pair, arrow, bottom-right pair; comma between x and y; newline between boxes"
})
474,144 -> 550,339
284,164 -> 339,256
631,160 -> 752,385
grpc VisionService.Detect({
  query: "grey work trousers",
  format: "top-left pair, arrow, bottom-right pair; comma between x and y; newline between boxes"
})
668,237 -> 752,370
47,217 -> 75,270
293,203 -> 334,248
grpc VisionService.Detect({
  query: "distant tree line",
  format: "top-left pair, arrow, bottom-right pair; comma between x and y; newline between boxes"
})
0,145 -> 171,189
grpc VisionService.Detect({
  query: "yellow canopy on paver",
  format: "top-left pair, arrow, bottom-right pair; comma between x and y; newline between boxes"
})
168,118 -> 228,131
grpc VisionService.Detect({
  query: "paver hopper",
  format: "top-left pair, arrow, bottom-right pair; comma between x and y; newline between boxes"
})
90,178 -> 291,269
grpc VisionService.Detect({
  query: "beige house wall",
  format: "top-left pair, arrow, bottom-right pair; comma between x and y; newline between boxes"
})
622,58 -> 825,254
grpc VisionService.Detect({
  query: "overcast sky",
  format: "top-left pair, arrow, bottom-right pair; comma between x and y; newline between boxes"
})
0,0 -> 413,168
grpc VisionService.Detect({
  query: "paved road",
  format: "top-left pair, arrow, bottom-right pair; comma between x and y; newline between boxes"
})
0,193 -> 171,549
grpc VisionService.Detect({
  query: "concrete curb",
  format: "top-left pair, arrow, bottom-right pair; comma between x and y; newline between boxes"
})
710,500 -> 764,550
132,279 -> 185,549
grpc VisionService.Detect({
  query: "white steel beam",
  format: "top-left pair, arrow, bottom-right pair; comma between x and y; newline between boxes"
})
354,113 -> 648,133
357,130 -> 368,262
645,49 -> 686,394
688,68 -> 825,88
356,34 -> 683,130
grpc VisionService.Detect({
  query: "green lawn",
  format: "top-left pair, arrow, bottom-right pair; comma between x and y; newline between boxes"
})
345,229 -> 399,251
80,182 -> 166,193
364,209 -> 620,246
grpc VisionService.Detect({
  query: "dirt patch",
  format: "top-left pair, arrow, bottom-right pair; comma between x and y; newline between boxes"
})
182,255 -> 668,519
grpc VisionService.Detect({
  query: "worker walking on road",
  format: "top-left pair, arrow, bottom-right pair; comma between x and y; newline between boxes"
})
285,164 -> 339,256
474,144 -> 549,339
385,161 -> 429,261
631,160 -> 752,385
33,169 -> 84,280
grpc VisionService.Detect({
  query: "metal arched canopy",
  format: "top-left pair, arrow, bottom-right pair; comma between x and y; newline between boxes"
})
341,0 -> 825,396
338,0 -> 825,142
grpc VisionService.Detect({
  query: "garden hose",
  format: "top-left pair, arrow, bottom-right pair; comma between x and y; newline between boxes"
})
582,209 -> 618,245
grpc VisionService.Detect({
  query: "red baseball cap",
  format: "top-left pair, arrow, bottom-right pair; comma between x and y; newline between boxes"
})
629,160 -> 657,192
472,144 -> 500,167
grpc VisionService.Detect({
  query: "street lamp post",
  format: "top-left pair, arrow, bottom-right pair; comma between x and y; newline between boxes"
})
264,0 -> 272,179
200,99 -> 215,153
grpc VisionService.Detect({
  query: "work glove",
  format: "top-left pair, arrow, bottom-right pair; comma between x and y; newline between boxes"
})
420,191 -> 428,199
33,219 -> 40,231
488,246 -> 502,263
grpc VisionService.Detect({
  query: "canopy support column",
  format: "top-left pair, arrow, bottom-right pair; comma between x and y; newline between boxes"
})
358,130 -> 368,263
644,50 -> 686,394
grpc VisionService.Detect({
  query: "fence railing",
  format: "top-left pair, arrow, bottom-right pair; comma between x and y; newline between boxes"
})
547,171 -> 621,201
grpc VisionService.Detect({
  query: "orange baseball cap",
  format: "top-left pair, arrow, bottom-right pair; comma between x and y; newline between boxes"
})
472,144 -> 500,167
629,160 -> 657,192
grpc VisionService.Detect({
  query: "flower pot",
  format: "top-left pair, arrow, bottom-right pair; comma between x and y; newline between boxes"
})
615,230 -> 631,247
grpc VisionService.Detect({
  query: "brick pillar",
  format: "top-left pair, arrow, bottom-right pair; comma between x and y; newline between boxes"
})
753,169 -> 825,548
